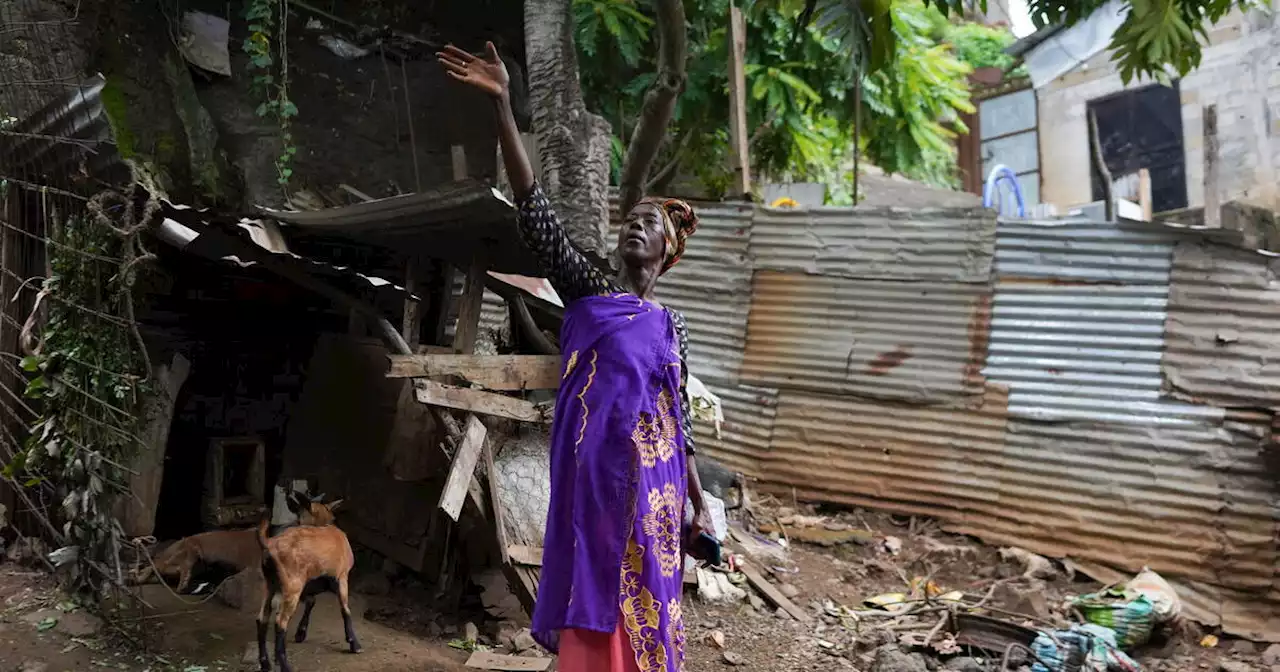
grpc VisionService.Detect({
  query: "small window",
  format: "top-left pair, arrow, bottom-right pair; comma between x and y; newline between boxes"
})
1087,82 -> 1188,213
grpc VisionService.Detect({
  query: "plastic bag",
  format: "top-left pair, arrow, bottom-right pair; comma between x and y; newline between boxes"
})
1029,624 -> 1142,672
1125,568 -> 1180,624
1071,588 -> 1155,650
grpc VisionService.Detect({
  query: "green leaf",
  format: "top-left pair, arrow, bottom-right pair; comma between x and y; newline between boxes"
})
37,616 -> 57,632
19,355 -> 40,372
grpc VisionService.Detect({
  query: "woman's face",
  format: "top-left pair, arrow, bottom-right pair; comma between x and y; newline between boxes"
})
618,202 -> 666,269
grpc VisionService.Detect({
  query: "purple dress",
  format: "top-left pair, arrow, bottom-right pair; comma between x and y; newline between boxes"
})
516,185 -> 690,671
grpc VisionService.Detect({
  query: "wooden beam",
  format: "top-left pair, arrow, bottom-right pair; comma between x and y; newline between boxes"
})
387,354 -> 561,389
453,261 -> 487,355
1204,104 -> 1220,229
738,560 -> 811,622
507,544 -> 543,567
401,258 -> 421,347
437,414 -> 488,521
727,2 -> 750,197
484,440 -> 511,568
414,380 -> 546,424
1137,168 -> 1152,222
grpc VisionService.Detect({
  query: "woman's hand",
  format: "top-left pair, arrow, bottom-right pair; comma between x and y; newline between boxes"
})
689,505 -> 714,545
436,42 -> 510,99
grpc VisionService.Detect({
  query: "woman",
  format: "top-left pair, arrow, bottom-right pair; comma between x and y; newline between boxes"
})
437,42 -> 711,672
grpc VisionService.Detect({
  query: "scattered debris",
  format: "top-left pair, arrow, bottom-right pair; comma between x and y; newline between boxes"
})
178,12 -> 231,77
708,630 -> 726,648
722,650 -> 745,666
319,34 -> 371,60
883,536 -> 903,556
463,651 -> 551,671
1202,634 -> 1220,648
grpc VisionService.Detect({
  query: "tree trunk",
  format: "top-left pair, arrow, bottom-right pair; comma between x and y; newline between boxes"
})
617,0 -> 688,214
524,0 -> 613,258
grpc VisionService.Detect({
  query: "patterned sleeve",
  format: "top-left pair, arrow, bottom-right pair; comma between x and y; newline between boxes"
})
672,310 -> 696,455
516,182 -> 615,303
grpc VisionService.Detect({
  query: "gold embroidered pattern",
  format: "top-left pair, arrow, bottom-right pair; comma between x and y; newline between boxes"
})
620,538 -> 668,672
667,599 -> 686,668
563,350 -> 579,381
641,483 -> 682,578
632,388 -> 679,467
574,350 -> 599,448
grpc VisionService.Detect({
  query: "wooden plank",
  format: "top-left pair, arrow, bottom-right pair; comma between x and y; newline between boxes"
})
726,2 -> 751,196
453,261 -> 487,354
437,414 -> 488,521
738,560 -> 812,623
401,258 -> 421,347
414,380 -> 546,424
1204,104 -> 1220,229
507,544 -> 543,567
1137,168 -> 1153,222
464,651 -> 550,671
387,354 -> 561,389
484,441 -> 511,567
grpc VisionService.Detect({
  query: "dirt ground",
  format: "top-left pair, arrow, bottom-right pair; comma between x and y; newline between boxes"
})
1,505 -> 1278,672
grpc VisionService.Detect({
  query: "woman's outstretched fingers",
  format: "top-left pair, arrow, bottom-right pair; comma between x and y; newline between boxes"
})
485,41 -> 499,61
442,44 -> 476,62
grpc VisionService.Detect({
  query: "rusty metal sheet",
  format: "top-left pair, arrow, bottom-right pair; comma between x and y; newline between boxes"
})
762,386 -> 1009,520
1164,241 -> 1280,408
741,271 -> 990,402
691,378 -> 778,479
749,206 -> 995,282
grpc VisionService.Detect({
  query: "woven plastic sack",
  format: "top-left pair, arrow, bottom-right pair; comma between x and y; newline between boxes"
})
1126,568 -> 1180,624
1071,588 -> 1155,650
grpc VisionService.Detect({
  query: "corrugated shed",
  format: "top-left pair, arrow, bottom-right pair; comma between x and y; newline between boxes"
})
1163,240 -> 1280,408
741,271 -> 990,403
0,74 -> 127,192
985,219 -> 1216,422
762,386 -> 1008,519
609,195 -> 754,381
749,206 -> 996,282
690,378 -> 778,478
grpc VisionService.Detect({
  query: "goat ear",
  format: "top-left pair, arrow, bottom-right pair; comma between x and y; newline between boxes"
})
311,492 -> 326,503
326,499 -> 344,512
285,491 -> 304,512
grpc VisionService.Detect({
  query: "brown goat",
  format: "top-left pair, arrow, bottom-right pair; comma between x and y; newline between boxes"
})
138,494 -> 341,593
255,502 -> 358,672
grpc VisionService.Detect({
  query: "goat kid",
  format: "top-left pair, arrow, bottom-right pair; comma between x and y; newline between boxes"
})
139,493 -> 340,594
255,504 -> 358,672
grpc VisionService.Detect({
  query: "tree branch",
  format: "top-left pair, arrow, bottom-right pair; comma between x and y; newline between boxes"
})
617,0 -> 688,214
646,129 -> 693,192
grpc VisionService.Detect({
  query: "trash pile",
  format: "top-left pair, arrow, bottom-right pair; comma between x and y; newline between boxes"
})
696,497 -> 1193,672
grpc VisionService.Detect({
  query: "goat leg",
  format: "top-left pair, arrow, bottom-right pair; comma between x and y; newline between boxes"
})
256,618 -> 271,672
338,575 -> 362,653
294,596 -> 317,643
274,623 -> 292,672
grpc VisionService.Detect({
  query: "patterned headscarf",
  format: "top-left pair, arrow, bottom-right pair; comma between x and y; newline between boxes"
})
637,197 -> 699,274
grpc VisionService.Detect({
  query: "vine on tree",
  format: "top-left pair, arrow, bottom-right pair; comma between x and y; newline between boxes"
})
244,0 -> 298,185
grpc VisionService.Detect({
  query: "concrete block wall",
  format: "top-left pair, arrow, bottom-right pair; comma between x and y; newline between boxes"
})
1035,8 -> 1280,212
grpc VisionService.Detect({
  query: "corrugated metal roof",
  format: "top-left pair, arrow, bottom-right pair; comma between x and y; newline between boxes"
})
0,74 -> 127,192
263,181 -> 542,276
691,377 -> 778,479
741,271 -> 990,403
750,206 -> 996,282
1163,240 -> 1280,408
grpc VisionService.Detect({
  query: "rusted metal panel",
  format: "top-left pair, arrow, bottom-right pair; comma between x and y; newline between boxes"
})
762,386 -> 1009,520
741,271 -> 990,402
749,206 -> 996,282
1164,241 -> 1280,408
692,378 -> 777,478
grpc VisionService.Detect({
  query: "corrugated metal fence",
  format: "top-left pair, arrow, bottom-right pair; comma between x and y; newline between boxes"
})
594,195 -> 1280,641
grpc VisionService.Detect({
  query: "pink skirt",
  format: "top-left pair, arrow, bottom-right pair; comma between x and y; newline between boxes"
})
557,622 -> 642,672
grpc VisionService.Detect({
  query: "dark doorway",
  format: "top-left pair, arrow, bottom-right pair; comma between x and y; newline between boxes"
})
1087,82 -> 1188,213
